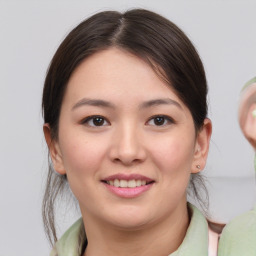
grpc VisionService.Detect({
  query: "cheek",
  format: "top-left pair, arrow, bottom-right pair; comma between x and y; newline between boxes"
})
58,132 -> 110,203
152,138 -> 194,202
59,132 -> 107,177
150,136 -> 195,173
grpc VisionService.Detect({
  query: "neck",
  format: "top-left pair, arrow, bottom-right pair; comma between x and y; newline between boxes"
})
82,202 -> 189,256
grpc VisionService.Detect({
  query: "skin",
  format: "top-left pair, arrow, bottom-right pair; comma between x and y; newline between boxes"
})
44,48 -> 212,256
238,83 -> 256,150
241,102 -> 256,150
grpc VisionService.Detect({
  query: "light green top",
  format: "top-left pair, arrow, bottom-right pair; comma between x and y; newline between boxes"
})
219,76 -> 256,255
50,203 -> 208,256
218,206 -> 256,256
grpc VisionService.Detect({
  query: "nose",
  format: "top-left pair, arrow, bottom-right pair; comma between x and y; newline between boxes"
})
109,124 -> 147,166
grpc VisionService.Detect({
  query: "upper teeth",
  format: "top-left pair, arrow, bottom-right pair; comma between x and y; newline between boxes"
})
107,179 -> 147,188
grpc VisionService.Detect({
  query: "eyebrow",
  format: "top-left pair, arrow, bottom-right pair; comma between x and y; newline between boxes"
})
71,97 -> 182,110
139,98 -> 182,109
72,98 -> 115,110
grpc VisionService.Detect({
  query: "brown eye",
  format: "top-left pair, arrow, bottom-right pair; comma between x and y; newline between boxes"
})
147,115 -> 174,126
82,115 -> 109,127
153,116 -> 165,126
92,117 -> 105,126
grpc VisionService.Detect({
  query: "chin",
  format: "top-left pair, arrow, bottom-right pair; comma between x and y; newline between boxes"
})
104,206 -> 155,230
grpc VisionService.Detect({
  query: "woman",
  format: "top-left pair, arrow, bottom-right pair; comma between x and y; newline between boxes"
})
218,77 -> 256,256
42,9 -> 212,256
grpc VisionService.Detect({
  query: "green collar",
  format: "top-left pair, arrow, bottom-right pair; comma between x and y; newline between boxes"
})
218,206 -> 256,256
50,203 -> 208,256
171,204 -> 208,256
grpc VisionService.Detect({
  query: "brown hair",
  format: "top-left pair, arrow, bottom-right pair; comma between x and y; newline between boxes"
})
42,9 -> 209,245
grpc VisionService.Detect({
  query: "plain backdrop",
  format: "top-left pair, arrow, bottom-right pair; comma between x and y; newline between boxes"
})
0,1 -> 256,255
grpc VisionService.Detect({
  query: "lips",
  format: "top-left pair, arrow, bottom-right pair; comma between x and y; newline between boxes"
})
101,174 -> 154,198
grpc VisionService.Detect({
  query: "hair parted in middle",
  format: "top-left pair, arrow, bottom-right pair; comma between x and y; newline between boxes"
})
42,8 -> 209,244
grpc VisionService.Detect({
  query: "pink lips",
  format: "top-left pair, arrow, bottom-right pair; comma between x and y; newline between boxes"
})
102,174 -> 154,198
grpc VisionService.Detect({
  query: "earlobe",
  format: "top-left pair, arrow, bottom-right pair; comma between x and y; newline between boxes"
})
191,118 -> 212,174
43,124 -> 66,175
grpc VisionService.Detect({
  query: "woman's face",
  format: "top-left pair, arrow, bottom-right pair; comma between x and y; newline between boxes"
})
46,48 -> 211,230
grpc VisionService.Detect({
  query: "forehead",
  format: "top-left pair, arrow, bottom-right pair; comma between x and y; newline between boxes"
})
63,48 -> 184,108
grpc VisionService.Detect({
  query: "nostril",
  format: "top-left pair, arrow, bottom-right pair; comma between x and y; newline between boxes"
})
112,156 -> 143,166
108,135 -> 147,165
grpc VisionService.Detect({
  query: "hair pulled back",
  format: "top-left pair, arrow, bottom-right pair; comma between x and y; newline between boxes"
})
42,9 -> 208,245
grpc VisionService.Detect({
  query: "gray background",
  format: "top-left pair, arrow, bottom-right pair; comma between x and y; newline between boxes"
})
1,0 -> 256,255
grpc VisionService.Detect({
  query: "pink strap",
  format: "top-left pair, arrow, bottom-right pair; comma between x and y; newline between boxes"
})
207,221 -> 225,255
208,226 -> 219,256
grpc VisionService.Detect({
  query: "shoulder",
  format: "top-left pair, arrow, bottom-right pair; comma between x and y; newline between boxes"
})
50,218 -> 86,256
218,207 -> 256,256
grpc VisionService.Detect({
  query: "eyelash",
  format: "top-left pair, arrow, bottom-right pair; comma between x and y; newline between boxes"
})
81,115 -> 110,127
80,115 -> 174,127
146,115 -> 174,126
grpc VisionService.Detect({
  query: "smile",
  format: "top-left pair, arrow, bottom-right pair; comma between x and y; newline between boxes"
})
102,174 -> 155,198
105,179 -> 149,188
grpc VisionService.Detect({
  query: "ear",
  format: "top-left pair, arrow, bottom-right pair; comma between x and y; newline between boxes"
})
43,124 -> 66,175
241,103 -> 256,150
191,118 -> 212,174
